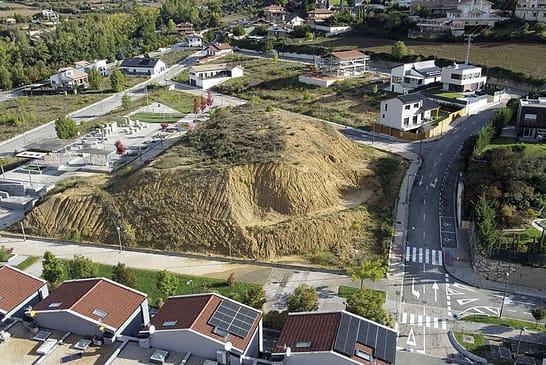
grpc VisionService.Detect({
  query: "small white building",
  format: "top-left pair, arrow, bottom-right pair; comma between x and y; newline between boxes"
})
189,63 -> 243,89
205,43 -> 233,58
49,67 -> 89,90
187,33 -> 203,48
390,60 -> 442,94
120,58 -> 166,77
441,63 -> 487,92
74,59 -> 108,76
515,0 -> 546,21
379,93 -> 440,131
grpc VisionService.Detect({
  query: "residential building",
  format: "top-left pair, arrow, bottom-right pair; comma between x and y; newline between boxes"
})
516,97 -> 546,139
120,57 -> 166,77
379,93 -> 440,131
515,0 -> 546,21
263,4 -> 287,23
321,50 -> 370,77
49,67 -> 89,91
176,22 -> 193,33
189,63 -> 244,89
287,15 -> 306,28
413,18 -> 465,37
205,43 -> 233,58
411,0 -> 461,15
187,33 -> 203,48
390,60 -> 442,94
307,8 -> 336,23
271,311 -> 397,365
142,293 -> 262,362
0,265 -> 48,324
441,63 -> 487,92
41,9 -> 59,21
446,0 -> 504,27
74,59 -> 108,76
32,278 -> 149,342
385,0 -> 412,7
267,24 -> 293,38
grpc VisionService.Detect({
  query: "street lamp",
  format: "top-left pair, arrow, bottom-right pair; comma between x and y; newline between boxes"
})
186,280 -> 194,294
499,272 -> 510,318
515,327 -> 527,358
116,226 -> 122,253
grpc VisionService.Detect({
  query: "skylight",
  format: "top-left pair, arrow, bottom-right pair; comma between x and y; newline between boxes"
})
162,321 -> 178,327
48,302 -> 62,308
92,309 -> 109,319
355,349 -> 372,361
212,327 -> 229,339
295,341 -> 312,348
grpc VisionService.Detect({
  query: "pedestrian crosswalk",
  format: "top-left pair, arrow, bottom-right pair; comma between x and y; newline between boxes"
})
399,312 -> 448,330
405,246 -> 443,266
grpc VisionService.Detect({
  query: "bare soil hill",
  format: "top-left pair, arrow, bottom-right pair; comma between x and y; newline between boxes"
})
23,104 -> 406,265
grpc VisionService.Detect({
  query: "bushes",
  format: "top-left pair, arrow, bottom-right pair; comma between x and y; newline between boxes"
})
263,310 -> 289,330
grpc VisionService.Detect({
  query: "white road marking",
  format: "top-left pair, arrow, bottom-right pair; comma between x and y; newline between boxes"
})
452,283 -> 476,292
423,213 -> 426,221
434,317 -> 438,328
406,246 -> 410,260
456,298 -> 479,306
417,315 -> 423,326
410,313 -> 415,324
438,251 -> 443,266
412,247 -> 417,262
425,316 -> 431,328
425,249 -> 430,264
402,312 -> 407,323
407,327 -> 416,346
418,248 -> 423,263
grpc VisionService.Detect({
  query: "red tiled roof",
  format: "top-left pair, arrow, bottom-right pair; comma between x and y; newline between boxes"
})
274,312 -> 341,353
151,293 -> 262,352
0,265 -> 47,315
329,50 -> 368,60
263,4 -> 286,12
34,278 -> 147,330
210,43 -> 232,51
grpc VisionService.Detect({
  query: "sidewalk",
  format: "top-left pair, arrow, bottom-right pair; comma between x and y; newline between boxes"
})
458,321 -> 546,347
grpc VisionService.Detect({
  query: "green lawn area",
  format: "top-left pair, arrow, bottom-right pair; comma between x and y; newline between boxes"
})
131,112 -> 185,123
15,256 -> 40,270
338,285 -> 386,302
423,88 -> 464,99
58,259 -> 261,306
454,332 -> 488,357
462,315 -> 546,332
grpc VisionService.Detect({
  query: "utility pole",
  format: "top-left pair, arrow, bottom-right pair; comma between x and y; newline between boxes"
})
464,34 -> 472,65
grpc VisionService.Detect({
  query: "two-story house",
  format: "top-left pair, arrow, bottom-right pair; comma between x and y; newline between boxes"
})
380,93 -> 440,132
74,59 -> 108,77
516,97 -> 546,140
189,63 -> 243,89
321,50 -> 370,77
49,67 -> 89,91
446,0 -> 503,26
263,4 -> 287,23
187,33 -> 203,48
307,8 -> 336,23
515,0 -> 546,21
441,63 -> 487,92
176,22 -> 193,34
390,60 -> 442,94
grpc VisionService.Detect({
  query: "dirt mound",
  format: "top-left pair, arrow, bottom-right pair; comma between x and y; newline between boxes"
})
23,105 -> 406,263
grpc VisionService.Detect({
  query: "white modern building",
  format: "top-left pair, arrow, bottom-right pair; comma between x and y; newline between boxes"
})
441,63 -> 487,92
120,58 -> 166,77
380,93 -> 440,131
515,0 -> 546,21
446,0 -> 504,26
390,60 -> 442,94
49,67 -> 89,91
187,33 -> 203,48
74,59 -> 108,76
189,63 -> 243,89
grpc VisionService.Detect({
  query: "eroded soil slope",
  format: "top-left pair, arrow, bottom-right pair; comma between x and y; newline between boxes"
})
23,105 -> 406,263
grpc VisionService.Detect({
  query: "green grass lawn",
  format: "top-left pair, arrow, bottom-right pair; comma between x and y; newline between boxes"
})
462,315 -> 546,333
131,112 -> 185,123
338,285 -> 386,302
423,88 -> 464,99
58,259 -> 261,306
454,332 -> 488,357
15,256 -> 40,270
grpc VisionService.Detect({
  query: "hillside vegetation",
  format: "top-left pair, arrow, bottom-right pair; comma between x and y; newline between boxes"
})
23,104 -> 406,265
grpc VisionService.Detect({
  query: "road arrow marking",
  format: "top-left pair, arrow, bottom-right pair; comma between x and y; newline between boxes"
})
430,177 -> 438,188
411,278 -> 420,299
407,327 -> 417,346
456,298 -> 479,306
446,287 -> 464,296
432,281 -> 439,302
452,283 -> 476,292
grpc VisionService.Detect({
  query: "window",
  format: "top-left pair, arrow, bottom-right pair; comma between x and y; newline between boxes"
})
355,349 -> 372,361
413,103 -> 419,108
384,104 -> 388,111
404,105 -> 411,110
48,302 -> 62,308
404,117 -> 409,126
295,342 -> 312,348
451,73 -> 462,80
162,321 -> 178,327
382,114 -> 385,119
92,309 -> 109,319
213,327 -> 229,338
413,115 -> 418,124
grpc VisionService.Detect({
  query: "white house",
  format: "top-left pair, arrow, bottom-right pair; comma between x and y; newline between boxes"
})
187,33 -> 203,48
271,311 -> 397,365
390,60 -> 442,94
379,93 -> 440,131
515,0 -> 546,21
205,43 -> 233,58
446,0 -> 504,26
441,63 -> 487,92
74,59 -> 108,76
32,278 -> 149,342
49,67 -> 89,90
189,63 -> 244,89
287,15 -> 306,28
0,265 -> 48,325
120,57 -> 166,77
142,293 -> 262,362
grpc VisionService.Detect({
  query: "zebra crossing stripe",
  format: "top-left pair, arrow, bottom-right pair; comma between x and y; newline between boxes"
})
402,312 -> 407,324
425,316 -> 431,328
442,319 -> 447,330
417,315 -> 423,326
419,247 -> 423,263
412,247 -> 417,262
399,313 -> 448,330
438,251 -> 443,266
425,249 -> 430,264
434,317 -> 438,328
431,250 -> 437,265
410,313 -> 415,325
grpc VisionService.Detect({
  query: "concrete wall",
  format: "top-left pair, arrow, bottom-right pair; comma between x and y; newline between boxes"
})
34,311 -> 105,338
298,75 -> 337,87
150,329 -> 231,359
282,351 -> 354,365
310,24 -> 352,36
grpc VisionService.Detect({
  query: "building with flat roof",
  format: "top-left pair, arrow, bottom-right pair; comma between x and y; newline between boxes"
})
441,63 -> 486,92
516,97 -> 546,140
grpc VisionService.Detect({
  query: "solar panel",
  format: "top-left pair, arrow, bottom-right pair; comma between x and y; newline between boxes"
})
208,300 -> 259,339
357,320 -> 370,345
375,327 -> 386,361
334,313 -> 350,354
344,316 -> 360,355
384,330 -> 397,363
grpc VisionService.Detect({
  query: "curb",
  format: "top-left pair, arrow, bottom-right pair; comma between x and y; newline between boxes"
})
447,330 -> 488,365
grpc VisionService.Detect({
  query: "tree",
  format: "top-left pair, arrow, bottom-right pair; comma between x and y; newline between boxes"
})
346,289 -> 395,327
240,286 -> 266,309
263,37 -> 273,54
42,251 -> 64,284
193,96 -> 199,114
110,69 -> 127,92
531,307 -> 546,328
160,122 -> 169,129
232,24 -> 245,37
112,262 -> 136,288
114,140 -> 126,155
287,284 -> 318,312
156,270 -> 178,297
200,94 -> 207,113
346,259 -> 386,289
474,194 -> 498,253
227,272 -> 236,285
207,90 -> 214,107
391,41 -> 408,59
121,93 -> 131,110
88,67 -> 102,90
67,255 -> 98,279
55,116 -> 78,139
